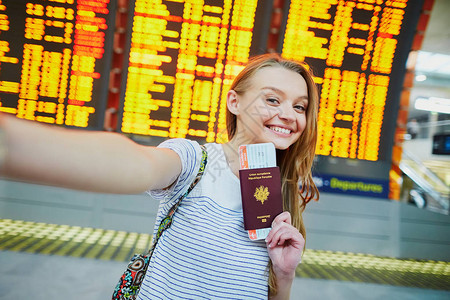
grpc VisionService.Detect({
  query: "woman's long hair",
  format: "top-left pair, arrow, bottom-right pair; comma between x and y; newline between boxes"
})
226,53 -> 320,296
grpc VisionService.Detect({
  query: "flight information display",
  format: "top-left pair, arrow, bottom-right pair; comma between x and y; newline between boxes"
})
0,0 -> 115,129
118,0 -> 270,144
280,0 -> 422,163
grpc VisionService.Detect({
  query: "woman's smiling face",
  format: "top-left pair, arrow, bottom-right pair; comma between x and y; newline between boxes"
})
227,66 -> 309,149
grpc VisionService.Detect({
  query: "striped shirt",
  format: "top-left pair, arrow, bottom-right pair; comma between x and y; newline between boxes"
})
138,139 -> 269,299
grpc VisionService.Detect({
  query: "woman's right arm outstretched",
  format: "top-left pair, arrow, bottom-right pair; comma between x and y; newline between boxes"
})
0,113 -> 182,194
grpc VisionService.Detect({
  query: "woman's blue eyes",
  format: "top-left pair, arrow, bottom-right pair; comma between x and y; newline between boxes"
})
294,105 -> 306,112
266,98 -> 279,104
265,97 -> 306,112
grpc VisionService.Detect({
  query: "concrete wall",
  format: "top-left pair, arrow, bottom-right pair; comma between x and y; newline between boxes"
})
1,179 -> 449,261
303,193 -> 450,261
0,179 -> 158,233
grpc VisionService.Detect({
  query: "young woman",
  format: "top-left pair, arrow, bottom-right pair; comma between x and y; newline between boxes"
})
0,53 -> 319,299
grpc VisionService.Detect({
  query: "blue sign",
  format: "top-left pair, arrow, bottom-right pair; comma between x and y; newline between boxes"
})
312,173 -> 389,199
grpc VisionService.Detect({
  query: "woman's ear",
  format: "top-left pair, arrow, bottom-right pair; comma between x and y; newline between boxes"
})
226,90 -> 240,115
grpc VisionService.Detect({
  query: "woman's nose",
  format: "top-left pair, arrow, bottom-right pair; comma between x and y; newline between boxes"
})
277,103 -> 296,122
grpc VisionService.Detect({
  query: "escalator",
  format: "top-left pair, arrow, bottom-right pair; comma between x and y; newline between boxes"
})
400,150 -> 449,215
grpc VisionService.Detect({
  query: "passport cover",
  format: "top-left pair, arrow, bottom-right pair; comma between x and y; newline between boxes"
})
239,167 -> 283,230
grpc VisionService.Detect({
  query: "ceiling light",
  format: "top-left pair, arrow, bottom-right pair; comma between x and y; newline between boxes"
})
415,74 -> 427,82
415,97 -> 450,114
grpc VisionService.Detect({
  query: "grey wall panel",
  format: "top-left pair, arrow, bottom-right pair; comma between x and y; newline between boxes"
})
1,179 -> 449,261
398,200 -> 450,261
0,179 -> 158,231
99,193 -> 159,233
301,194 -> 450,259
400,221 -> 450,243
99,193 -> 157,213
1,199 -> 94,226
305,231 -> 393,257
1,180 -> 96,207
308,193 -> 392,217
303,193 -> 395,255
400,202 -> 450,224
399,241 -> 450,261
101,211 -> 156,233
304,213 -> 392,237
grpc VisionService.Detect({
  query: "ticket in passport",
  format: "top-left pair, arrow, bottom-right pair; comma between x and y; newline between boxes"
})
239,143 -> 283,240
239,143 -> 277,170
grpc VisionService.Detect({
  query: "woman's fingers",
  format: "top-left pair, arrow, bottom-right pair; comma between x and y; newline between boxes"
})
266,214 -> 305,276
274,211 -> 292,225
265,211 -> 292,244
267,222 -> 304,249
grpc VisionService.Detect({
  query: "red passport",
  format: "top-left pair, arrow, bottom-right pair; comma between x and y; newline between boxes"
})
239,167 -> 283,230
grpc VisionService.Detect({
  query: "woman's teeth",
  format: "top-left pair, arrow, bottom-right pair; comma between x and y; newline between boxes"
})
269,126 -> 291,134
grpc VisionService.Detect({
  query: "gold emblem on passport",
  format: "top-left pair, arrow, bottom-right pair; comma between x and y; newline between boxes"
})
254,185 -> 270,204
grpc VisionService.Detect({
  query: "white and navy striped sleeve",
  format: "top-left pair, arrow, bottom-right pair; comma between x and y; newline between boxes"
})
146,138 -> 202,206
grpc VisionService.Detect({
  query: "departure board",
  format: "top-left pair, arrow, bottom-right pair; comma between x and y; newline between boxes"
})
280,0 -> 422,164
118,0 -> 271,144
0,0 -> 115,129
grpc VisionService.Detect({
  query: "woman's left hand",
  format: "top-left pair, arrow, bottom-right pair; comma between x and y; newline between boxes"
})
265,211 -> 305,278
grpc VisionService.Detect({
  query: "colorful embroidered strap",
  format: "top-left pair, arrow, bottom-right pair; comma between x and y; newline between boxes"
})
149,145 -> 207,254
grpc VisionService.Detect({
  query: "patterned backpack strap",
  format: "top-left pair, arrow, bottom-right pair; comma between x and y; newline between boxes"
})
149,145 -> 207,253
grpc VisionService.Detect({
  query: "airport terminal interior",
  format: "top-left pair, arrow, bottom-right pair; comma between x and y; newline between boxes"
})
1,0 -> 449,299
